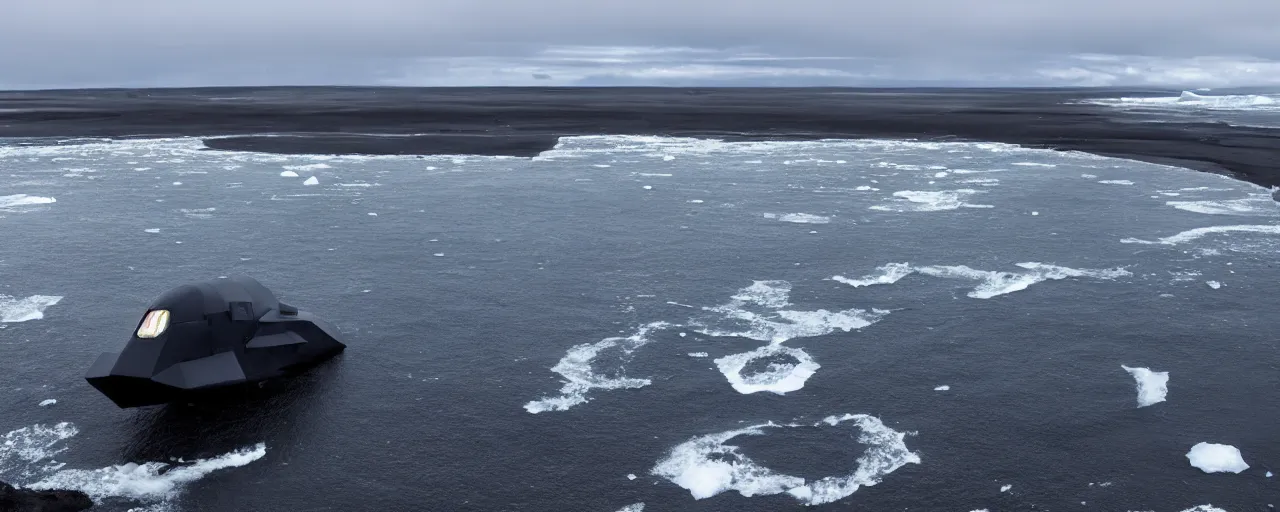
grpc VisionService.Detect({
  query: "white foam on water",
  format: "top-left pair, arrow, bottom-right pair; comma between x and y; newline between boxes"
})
1012,162 -> 1056,167
959,178 -> 1000,184
38,399 -> 56,407
688,352 -> 708,358
283,163 -> 331,171
1086,91 -> 1279,111
869,190 -> 993,212
1167,197 -> 1280,216
0,422 -> 78,479
303,176 -> 320,186
1121,224 -> 1280,245
27,442 -> 267,510
0,295 -> 63,323
934,171 -> 949,178
714,344 -> 819,395
638,172 -> 671,177
1207,281 -> 1222,289
1082,173 -> 1098,179
834,263 -> 1129,299
178,207 -> 216,219
693,281 -> 888,344
171,182 -> 182,186
0,194 -> 56,210
855,186 -> 875,191
1178,506 -> 1228,512
763,213 -> 831,224
144,228 -> 160,233
1186,443 -> 1249,473
525,322 -> 671,413
279,170 -> 299,177
615,503 -> 644,512
1121,365 -> 1169,407
643,185 -> 653,190
934,385 -> 950,391
831,262 -> 912,288
688,199 -> 705,204
650,414 -> 918,506
1098,180 -> 1135,185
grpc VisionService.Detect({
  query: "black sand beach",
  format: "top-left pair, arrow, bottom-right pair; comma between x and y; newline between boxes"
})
2,87 -> 1279,189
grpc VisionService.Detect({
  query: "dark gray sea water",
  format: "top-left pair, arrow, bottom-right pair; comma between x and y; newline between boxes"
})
2,132 -> 1279,511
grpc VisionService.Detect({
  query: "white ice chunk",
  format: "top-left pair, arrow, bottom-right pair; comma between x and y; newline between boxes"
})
1206,281 -> 1222,289
831,262 -> 912,288
643,185 -> 653,190
1186,442 -> 1249,473
143,228 -> 160,233
524,322 -> 671,413
0,194 -> 56,209
934,385 -> 950,391
280,170 -> 299,177
688,352 -> 709,358
627,474 -> 637,480
1001,484 -> 1012,492
616,504 -> 644,512
1121,365 -> 1169,407
714,344 -> 819,395
38,399 -> 56,407
303,176 -> 319,186
1098,180 -> 1135,185
0,295 -> 63,323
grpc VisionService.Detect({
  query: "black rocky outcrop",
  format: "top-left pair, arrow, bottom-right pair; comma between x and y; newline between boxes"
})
0,481 -> 93,512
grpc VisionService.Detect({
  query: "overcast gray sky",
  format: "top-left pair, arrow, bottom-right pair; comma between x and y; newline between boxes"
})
3,0 -> 1280,89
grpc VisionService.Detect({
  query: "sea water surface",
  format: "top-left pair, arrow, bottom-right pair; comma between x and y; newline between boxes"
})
1,135 -> 1277,511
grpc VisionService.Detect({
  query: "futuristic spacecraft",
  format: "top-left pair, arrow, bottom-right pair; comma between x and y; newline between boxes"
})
86,275 -> 346,408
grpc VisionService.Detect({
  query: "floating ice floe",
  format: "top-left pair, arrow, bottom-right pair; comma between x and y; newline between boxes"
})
687,352 -> 708,358
615,504 -> 644,512
691,281 -> 888,343
1206,281 -> 1222,289
869,189 -> 993,212
934,385 -> 950,391
303,176 -> 320,186
525,322 -> 671,413
832,262 -> 1130,299
280,170 -> 299,177
1186,442 -> 1249,473
1121,365 -> 1169,407
650,414 -> 919,506
1178,506 -> 1228,512
1121,224 -> 1280,245
0,295 -> 63,323
1001,484 -> 1012,492
1098,180 -> 1135,185
714,344 -> 819,395
38,399 -> 56,407
763,213 -> 831,224
143,228 -> 160,233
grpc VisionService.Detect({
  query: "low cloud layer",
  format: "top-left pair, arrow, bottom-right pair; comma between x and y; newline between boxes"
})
3,0 -> 1280,89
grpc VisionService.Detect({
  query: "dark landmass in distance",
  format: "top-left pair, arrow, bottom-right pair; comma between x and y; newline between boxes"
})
1,87 -> 1278,189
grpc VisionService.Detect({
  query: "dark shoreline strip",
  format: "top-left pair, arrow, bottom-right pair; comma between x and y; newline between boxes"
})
3,87 -> 1278,189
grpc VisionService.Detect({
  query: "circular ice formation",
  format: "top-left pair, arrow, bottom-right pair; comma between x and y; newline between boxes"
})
650,414 -> 920,506
714,344 -> 819,395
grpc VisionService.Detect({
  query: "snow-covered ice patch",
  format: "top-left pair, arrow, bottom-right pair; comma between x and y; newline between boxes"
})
714,344 -> 819,395
0,295 -> 63,323
1121,365 -> 1168,407
26,442 -> 267,510
615,504 -> 644,512
763,213 -> 831,224
869,190 -> 993,212
280,170 -> 299,177
1207,281 -> 1222,289
934,385 -> 950,391
38,399 -> 56,407
650,414 -> 919,506
303,176 -> 320,186
1186,442 -> 1248,474
831,262 -> 912,288
691,281 -> 888,344
525,322 -> 671,413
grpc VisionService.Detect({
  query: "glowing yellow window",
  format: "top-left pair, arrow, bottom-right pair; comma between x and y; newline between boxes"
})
136,309 -> 170,338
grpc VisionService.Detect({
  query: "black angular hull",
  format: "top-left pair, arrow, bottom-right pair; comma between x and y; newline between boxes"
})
85,276 -> 347,408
